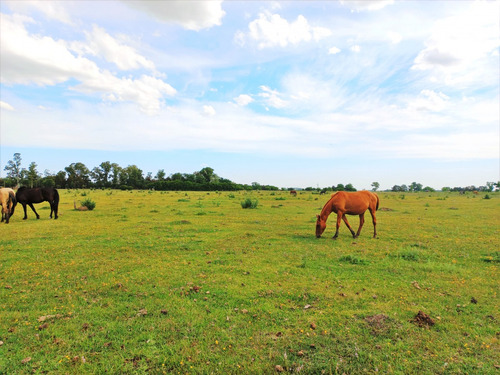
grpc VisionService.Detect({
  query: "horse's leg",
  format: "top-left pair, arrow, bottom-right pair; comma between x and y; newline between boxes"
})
342,214 -> 356,238
369,209 -> 377,238
22,204 -> 28,220
53,201 -> 58,219
355,213 -> 365,238
333,213 -> 342,239
28,203 -> 40,219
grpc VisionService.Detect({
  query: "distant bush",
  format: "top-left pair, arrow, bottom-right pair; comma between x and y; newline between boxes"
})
339,255 -> 368,265
241,198 -> 258,209
81,198 -> 96,211
484,194 -> 491,200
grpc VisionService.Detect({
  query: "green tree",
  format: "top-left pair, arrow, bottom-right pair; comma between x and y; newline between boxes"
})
92,161 -> 113,187
156,169 -> 166,181
4,152 -> 22,184
334,184 -> 345,191
409,182 -> 423,192
123,165 -> 144,188
110,163 -> 122,188
371,182 -> 380,191
485,182 -> 496,192
54,171 -> 67,188
27,162 -> 40,188
345,183 -> 356,192
65,162 -> 91,188
170,172 -> 184,181
197,167 -> 217,183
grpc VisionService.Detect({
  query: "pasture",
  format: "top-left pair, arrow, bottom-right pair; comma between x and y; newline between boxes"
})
1,190 -> 499,374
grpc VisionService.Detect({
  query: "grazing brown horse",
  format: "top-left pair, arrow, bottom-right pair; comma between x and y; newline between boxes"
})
290,190 -> 297,196
0,188 -> 17,224
16,187 -> 59,220
316,191 -> 379,239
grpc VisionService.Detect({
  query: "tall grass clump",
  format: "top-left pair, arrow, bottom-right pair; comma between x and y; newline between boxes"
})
241,197 -> 258,209
80,198 -> 96,210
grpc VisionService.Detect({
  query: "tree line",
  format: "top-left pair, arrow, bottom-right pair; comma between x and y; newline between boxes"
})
1,153 -> 498,192
1,153 -> 279,191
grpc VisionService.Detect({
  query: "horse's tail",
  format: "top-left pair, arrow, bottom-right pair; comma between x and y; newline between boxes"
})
375,193 -> 379,211
53,188 -> 60,205
8,191 -> 17,211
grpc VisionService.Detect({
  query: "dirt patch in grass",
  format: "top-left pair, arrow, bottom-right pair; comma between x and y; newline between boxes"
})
364,314 -> 397,335
410,310 -> 435,327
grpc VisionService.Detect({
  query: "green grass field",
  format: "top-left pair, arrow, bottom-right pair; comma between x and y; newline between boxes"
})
1,190 -> 499,374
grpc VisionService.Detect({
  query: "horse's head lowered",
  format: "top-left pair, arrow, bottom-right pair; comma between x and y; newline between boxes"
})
316,215 -> 326,238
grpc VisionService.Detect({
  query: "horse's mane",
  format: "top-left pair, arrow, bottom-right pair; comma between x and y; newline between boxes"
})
17,186 -> 27,192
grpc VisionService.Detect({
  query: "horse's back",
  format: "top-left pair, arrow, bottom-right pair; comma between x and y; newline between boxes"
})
16,187 -> 58,203
331,191 -> 377,213
16,187 -> 42,203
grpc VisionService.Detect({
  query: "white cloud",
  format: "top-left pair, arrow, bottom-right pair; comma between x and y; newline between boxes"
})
122,1 -> 225,31
328,46 -> 341,55
387,31 -> 402,44
0,101 -> 14,111
350,45 -> 361,53
410,90 -> 450,112
412,2 -> 499,87
258,86 -> 288,109
243,12 -> 332,49
4,0 -> 73,24
77,25 -> 156,71
387,132 -> 498,160
0,13 -> 175,114
341,0 -> 394,12
202,105 -> 216,116
234,94 -> 254,106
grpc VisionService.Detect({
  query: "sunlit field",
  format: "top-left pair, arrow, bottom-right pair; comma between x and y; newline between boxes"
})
1,190 -> 498,374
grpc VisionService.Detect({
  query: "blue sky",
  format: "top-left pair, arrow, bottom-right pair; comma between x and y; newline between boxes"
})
1,0 -> 499,190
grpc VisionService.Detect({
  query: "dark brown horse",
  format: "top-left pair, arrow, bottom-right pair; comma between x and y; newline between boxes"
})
316,191 -> 379,239
290,190 -> 297,196
16,187 -> 59,220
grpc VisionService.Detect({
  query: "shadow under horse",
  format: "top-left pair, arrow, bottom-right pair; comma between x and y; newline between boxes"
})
16,187 -> 59,220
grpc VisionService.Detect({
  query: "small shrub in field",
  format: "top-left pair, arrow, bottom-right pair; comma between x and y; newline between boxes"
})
399,251 -> 419,261
339,255 -> 367,265
241,198 -> 258,209
484,194 -> 491,200
81,198 -> 96,211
